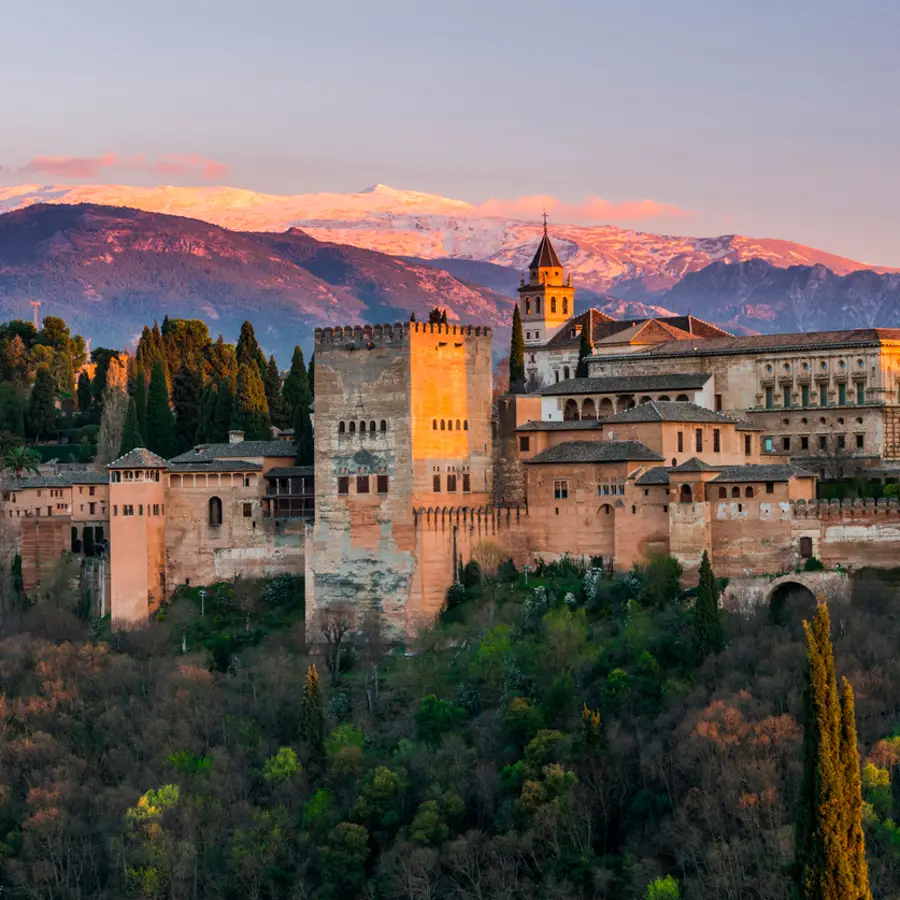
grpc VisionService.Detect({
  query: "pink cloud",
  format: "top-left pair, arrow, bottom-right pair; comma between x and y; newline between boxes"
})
20,152 -> 228,182
477,193 -> 690,224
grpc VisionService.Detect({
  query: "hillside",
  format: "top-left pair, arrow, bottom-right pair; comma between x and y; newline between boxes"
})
2,183 -> 895,299
0,203 -> 514,358
663,259 -> 900,334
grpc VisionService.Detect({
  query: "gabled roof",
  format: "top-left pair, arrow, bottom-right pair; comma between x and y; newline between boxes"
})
541,372 -> 710,396
592,319 -> 695,346
169,441 -> 298,463
2,470 -> 108,490
601,401 -> 743,425
543,310 -> 632,350
525,440 -> 664,465
168,460 -> 263,473
515,419 -> 606,432
529,228 -> 562,269
669,457 -> 720,473
634,467 -> 671,486
711,464 -> 815,483
107,448 -> 170,469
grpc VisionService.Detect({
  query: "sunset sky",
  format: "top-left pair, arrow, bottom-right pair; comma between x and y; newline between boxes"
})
2,0 -> 899,264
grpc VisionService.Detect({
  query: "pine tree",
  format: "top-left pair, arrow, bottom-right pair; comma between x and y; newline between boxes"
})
236,321 -> 266,375
27,366 -> 57,440
119,396 -> 143,456
172,363 -> 204,452
440,309 -> 448,325
231,362 -> 271,440
77,370 -> 92,412
693,550 -> 723,658
282,346 -> 310,414
145,361 -> 178,459
212,375 -> 235,443
300,664 -> 324,755
575,318 -> 593,378
795,603 -> 870,900
509,304 -> 525,391
53,341 -> 76,398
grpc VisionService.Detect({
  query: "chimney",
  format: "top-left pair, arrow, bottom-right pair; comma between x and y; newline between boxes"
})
228,430 -> 245,444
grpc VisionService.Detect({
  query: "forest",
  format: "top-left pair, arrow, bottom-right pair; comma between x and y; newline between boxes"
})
0,552 -> 897,900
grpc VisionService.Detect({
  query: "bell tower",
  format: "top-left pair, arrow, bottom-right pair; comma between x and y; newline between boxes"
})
518,215 -> 574,346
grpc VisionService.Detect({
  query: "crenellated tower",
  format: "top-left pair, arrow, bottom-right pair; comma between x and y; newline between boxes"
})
518,216 -> 574,346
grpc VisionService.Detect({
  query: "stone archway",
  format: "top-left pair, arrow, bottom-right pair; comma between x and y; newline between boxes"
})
767,576 -> 818,628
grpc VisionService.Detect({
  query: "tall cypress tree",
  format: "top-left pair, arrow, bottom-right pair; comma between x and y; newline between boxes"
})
133,365 -> 148,439
77,370 -> 92,412
263,354 -> 288,428
307,354 -> 315,399
173,363 -> 204,452
27,366 -> 57,441
795,603 -> 869,900
575,318 -> 593,378
282,346 -> 310,414
212,375 -> 235,443
195,381 -> 219,444
236,321 -> 266,375
509,304 -> 525,391
693,550 -> 723,659
119,396 -> 143,456
231,362 -> 271,441
300,664 -> 324,756
145,361 -> 178,459
294,397 -> 314,465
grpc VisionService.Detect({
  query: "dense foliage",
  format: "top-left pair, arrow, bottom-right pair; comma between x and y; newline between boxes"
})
0,557 -> 895,900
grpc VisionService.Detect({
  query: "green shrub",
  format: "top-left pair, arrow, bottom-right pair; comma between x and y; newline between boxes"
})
803,556 -> 825,571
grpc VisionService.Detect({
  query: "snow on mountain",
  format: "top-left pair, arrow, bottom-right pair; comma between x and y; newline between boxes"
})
1,183 -> 895,298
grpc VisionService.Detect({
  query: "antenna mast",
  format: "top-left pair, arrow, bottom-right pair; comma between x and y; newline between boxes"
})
31,300 -> 41,330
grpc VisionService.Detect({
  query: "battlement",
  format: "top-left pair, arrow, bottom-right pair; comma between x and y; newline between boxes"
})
792,497 -> 900,520
414,504 -> 526,532
314,321 -> 492,349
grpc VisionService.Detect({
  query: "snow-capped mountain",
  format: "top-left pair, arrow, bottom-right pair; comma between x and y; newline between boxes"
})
1,183 -> 893,298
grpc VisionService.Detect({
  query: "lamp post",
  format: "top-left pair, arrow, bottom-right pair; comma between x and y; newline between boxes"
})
522,564 -> 531,585
199,589 -> 207,617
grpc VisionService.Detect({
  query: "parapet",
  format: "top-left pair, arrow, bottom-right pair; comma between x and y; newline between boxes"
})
792,497 -> 900,519
314,323 -> 409,349
409,322 -> 492,338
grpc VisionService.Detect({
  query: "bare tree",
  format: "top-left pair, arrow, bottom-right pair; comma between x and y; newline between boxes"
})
314,602 -> 354,686
96,353 -> 129,465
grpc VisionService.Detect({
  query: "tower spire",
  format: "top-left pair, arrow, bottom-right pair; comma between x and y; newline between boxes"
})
542,209 -> 548,233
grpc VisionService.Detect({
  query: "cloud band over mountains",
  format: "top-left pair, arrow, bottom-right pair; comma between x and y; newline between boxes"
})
477,193 -> 689,223
18,153 -> 228,181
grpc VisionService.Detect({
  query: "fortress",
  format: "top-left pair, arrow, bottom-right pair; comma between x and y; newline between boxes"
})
6,227 -> 900,633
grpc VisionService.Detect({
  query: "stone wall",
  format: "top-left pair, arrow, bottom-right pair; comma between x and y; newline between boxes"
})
20,517 -> 69,595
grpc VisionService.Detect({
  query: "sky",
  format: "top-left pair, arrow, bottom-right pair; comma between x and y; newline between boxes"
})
2,0 -> 899,264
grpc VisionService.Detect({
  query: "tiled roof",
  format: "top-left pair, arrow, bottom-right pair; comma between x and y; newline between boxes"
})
592,319 -> 695,345
541,373 -> 710,396
634,467 -> 671,486
711,464 -> 815,483
669,457 -> 720,472
107,448 -> 170,469
265,466 -> 315,478
543,310 -> 625,350
168,460 -> 263,473
169,441 -> 298,463
3,471 -> 108,490
601,401 -> 743,425
527,229 -> 562,269
515,419 -> 606,431
525,440 -> 664,465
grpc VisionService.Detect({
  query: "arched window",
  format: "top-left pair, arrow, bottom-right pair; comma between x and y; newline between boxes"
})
745,485 -> 755,498
359,421 -> 366,433
380,420 -> 387,432
679,484 -> 693,503
717,486 -> 727,499
339,421 -> 345,434
551,297 -> 557,313
582,398 -> 597,420
658,395 -> 671,402
208,496 -> 223,527
675,394 -> 690,402
456,419 -> 461,430
525,298 -> 531,314
432,419 -> 437,430
563,366 -> 570,379
349,421 -> 356,434
463,420 -> 469,430
535,298 -> 541,314
563,299 -> 568,314
731,486 -> 740,498
640,395 -> 652,404
370,421 -> 376,433
564,399 -> 580,421
441,420 -> 445,430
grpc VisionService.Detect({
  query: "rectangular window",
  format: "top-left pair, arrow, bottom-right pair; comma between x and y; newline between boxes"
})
337,476 -> 349,495
800,536 -> 813,559
677,431 -> 683,453
801,384 -> 810,406
783,387 -> 791,409
518,436 -> 530,452
377,474 -> 389,494
765,386 -> 774,409
553,480 -> 568,500
801,436 -> 809,451
713,429 -> 720,452
462,473 -> 471,493
857,383 -> 865,405
356,475 -> 370,494
715,393 -> 723,411
89,486 -> 96,496
764,436 -> 774,452
783,436 -> 791,452
855,434 -> 864,450
766,482 -> 775,494
447,474 -> 457,492
113,505 -> 118,516
152,503 -> 159,516
819,384 -> 828,407
695,428 -> 703,452
243,502 -> 252,517
433,475 -> 441,493
837,434 -> 846,450
744,434 -> 751,456
819,435 -> 827,450
838,383 -> 847,405
89,502 -> 96,515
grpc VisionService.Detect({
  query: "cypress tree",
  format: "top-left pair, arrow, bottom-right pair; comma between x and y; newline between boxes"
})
172,363 -> 204,452
282,346 -> 310,414
212,375 -> 235,443
693,550 -> 723,658
509,304 -> 525,391
77,370 -> 92,412
263,354 -> 288,428
119,395 -> 143,456
440,309 -> 448,325
840,677 -> 871,900
231,362 -> 271,441
145,361 -> 178,459
307,354 -> 315,399
575,318 -> 593,378
195,381 -> 219,444
27,366 -> 57,440
294,398 -> 314,465
236,321 -> 266,374
300,664 -> 324,756
133,366 -> 148,439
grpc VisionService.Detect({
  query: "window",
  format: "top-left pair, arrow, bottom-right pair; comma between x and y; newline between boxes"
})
368,420 -> 375,433
462,473 -> 471,493
680,484 -> 693,503
433,474 -> 441,492
838,383 -> 847,405
89,502 -> 96,515
819,435 -> 827,451
801,385 -> 810,406
837,434 -> 846,450
152,503 -> 159,515
713,429 -> 720,452
380,420 -> 387,432
519,436 -> 530,452
526,331 -> 531,339
359,420 -> 366,433
463,420 -> 468,430
695,428 -> 703,452
525,299 -> 531,314
113,505 -> 118,516
138,504 -> 143,516
718,486 -> 727,499
715,394 -> 723,411
243,502 -> 252,517
89,486 -> 95,496
432,419 -> 437,430
338,477 -> 349,495
783,436 -> 791,452
765,386 -> 774,409
857,383 -> 865,405
551,297 -> 557,313
677,431 -> 684,453
745,486 -> 754,498
800,536 -> 813,559
563,366 -> 570,379
447,474 -> 457,492
356,475 -> 370,494
562,299 -> 568,314
744,434 -> 751,456
208,496 -> 223,526
801,436 -> 809,451
441,420 -> 445,430
819,384 -> 828,406
783,387 -> 791,409
377,475 -> 389,494
856,434 -> 864,450
456,419 -> 461,430
349,421 -> 356,433
765,482 -> 774,494
339,421 -> 345,434
553,480 -> 568,500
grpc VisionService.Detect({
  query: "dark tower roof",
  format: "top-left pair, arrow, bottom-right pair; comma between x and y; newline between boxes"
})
529,222 -> 562,269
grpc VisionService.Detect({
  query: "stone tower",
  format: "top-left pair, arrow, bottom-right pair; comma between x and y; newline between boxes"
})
518,218 -> 574,347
